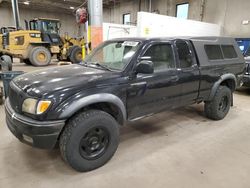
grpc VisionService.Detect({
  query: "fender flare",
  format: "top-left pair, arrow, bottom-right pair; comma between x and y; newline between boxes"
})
59,93 -> 127,123
208,73 -> 237,101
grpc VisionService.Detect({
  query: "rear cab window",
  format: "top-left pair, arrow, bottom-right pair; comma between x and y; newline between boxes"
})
175,40 -> 195,68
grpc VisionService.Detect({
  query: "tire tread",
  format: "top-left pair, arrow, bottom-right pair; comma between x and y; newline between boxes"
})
205,86 -> 231,120
59,110 -> 119,172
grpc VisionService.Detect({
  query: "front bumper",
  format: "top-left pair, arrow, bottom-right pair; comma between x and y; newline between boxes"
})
5,98 -> 65,149
243,74 -> 250,87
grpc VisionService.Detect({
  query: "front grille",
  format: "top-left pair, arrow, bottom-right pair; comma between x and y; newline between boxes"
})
8,82 -> 25,113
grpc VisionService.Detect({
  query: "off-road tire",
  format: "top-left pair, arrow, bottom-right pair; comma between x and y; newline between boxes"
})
69,46 -> 82,64
205,86 -> 232,120
59,110 -> 120,172
29,46 -> 51,66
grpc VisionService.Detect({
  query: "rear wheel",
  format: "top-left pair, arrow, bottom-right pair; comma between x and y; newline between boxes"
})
59,110 -> 120,172
205,86 -> 232,120
29,46 -> 51,66
69,46 -> 82,64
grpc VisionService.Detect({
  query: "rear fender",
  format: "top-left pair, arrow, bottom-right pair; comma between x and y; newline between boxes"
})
208,73 -> 236,101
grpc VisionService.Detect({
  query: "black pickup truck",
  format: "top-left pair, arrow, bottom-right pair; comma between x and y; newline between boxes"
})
5,37 -> 245,172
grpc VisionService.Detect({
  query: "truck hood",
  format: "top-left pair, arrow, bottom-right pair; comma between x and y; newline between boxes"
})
13,64 -> 119,97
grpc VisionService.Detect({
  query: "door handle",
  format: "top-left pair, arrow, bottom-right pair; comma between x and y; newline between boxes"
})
130,82 -> 147,87
129,82 -> 147,96
170,75 -> 179,82
192,64 -> 198,68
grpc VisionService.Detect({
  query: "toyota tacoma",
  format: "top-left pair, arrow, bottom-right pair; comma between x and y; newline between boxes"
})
5,37 -> 245,172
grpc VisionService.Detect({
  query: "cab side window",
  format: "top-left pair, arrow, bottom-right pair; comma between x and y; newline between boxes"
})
176,40 -> 193,68
142,44 -> 175,72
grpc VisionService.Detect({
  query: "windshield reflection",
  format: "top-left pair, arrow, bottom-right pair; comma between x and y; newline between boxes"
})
84,40 -> 141,71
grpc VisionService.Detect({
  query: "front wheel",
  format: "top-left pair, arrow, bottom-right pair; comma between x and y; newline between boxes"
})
204,86 -> 232,120
59,110 -> 120,172
69,46 -> 82,64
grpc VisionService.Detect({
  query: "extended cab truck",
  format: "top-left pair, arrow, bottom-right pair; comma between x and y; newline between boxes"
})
5,37 -> 245,172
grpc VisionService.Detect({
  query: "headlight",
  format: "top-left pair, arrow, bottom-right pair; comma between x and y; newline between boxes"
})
29,33 -> 41,38
22,98 -> 37,114
22,98 -> 51,115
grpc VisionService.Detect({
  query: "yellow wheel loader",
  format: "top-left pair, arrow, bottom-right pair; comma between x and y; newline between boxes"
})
0,18 -> 84,66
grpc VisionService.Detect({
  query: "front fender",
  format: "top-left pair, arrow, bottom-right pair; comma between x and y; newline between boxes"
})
58,93 -> 127,122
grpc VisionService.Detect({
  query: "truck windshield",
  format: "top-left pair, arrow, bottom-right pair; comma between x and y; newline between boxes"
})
85,41 -> 141,71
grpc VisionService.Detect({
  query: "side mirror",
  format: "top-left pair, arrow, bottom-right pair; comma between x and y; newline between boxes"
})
136,60 -> 154,74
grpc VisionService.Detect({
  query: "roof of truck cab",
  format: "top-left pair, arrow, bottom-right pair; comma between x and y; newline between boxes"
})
109,36 -> 243,66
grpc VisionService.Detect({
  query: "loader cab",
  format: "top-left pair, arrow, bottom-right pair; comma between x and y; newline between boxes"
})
29,18 -> 62,46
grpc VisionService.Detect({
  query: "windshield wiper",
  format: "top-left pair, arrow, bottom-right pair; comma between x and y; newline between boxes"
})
89,62 -> 113,71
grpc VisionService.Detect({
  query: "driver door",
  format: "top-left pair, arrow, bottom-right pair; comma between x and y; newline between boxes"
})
126,42 -> 182,120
